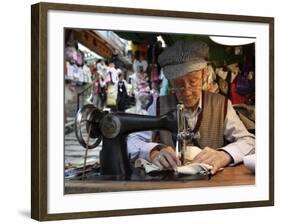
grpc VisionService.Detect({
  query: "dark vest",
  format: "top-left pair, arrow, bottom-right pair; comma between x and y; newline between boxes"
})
159,91 -> 227,149
117,80 -> 127,98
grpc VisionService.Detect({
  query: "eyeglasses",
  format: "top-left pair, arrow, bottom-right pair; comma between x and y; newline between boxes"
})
170,86 -> 202,93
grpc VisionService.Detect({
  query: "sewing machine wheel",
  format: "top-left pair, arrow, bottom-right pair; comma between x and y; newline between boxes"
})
75,104 -> 104,149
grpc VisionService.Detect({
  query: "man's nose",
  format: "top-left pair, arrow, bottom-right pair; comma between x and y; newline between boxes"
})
183,83 -> 193,95
185,89 -> 193,96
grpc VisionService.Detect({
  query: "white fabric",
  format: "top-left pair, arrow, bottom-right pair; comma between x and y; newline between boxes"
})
176,163 -> 212,175
65,62 -> 73,80
106,66 -> 119,84
133,59 -> 148,72
134,158 -> 161,173
96,62 -> 108,79
134,158 -> 212,176
184,146 -> 202,161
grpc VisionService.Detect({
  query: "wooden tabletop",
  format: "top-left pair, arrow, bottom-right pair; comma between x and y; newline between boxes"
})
65,164 -> 255,194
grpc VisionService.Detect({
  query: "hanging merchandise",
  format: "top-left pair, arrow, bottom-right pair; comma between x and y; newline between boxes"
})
202,65 -> 219,93
216,67 -> 228,80
77,67 -> 84,83
72,64 -> 79,81
227,63 -> 240,83
236,66 -> 255,96
151,64 -> 158,81
215,67 -> 230,96
218,78 -> 229,96
83,64 -> 92,84
159,76 -> 169,96
65,62 -> 73,80
65,46 -> 77,64
236,45 -> 255,96
150,43 -> 159,81
230,76 -> 247,104
76,50 -> 85,67
106,83 -> 116,106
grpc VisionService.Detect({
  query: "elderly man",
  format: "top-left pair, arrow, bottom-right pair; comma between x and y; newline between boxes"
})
127,40 -> 255,174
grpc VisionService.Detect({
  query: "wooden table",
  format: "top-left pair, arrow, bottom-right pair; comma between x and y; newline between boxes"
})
65,165 -> 255,194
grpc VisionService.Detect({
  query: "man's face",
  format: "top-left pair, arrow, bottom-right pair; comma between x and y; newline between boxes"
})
171,70 -> 204,110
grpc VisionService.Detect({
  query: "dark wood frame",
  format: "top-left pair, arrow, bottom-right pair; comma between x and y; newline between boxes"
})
31,2 -> 274,221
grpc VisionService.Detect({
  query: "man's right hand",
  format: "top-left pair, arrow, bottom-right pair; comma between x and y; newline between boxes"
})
150,146 -> 180,170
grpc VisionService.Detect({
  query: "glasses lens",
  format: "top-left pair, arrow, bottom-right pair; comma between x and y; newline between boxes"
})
171,86 -> 201,93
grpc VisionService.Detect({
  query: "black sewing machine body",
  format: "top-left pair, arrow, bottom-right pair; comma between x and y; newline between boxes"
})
75,104 -> 210,181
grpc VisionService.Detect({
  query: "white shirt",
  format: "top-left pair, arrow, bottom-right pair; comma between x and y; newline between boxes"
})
126,99 -> 157,160
96,62 -> 108,79
133,59 -> 148,73
106,67 -> 118,84
127,95 -> 255,165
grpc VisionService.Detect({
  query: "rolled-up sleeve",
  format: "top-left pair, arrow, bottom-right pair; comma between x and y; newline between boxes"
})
127,131 -> 159,161
220,100 -> 255,165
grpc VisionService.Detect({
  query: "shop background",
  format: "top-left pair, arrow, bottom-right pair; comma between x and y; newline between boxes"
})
0,0 -> 279,223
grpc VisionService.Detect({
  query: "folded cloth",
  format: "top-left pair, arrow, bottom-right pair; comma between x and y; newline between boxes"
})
134,158 -> 162,173
134,158 -> 213,176
176,163 -> 213,176
184,146 -> 202,162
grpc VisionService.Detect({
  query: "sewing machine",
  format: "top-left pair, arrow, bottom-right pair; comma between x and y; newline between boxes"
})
75,104 -> 210,181
75,104 -> 178,180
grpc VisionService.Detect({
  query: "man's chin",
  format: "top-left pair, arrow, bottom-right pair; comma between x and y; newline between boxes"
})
183,101 -> 198,110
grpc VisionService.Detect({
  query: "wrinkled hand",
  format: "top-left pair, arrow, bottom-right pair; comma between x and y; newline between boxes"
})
192,147 -> 232,174
150,146 -> 180,170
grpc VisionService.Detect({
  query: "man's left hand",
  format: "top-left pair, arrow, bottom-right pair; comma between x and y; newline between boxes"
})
192,147 -> 232,174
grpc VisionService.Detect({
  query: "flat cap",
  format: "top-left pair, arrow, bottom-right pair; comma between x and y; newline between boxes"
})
158,40 -> 209,80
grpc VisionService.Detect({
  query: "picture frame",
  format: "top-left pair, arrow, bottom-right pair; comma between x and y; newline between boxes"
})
31,2 -> 274,221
